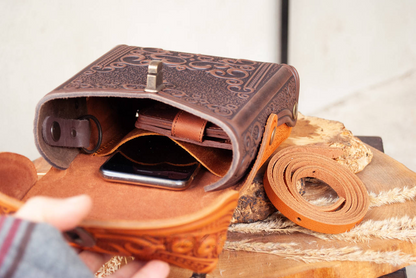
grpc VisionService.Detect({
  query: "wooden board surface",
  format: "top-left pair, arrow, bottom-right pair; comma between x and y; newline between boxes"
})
165,144 -> 416,277
34,115 -> 416,277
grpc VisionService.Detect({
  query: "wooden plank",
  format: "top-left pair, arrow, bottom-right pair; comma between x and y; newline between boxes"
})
34,115 -> 416,277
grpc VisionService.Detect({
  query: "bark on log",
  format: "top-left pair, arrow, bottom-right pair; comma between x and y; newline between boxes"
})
231,113 -> 373,224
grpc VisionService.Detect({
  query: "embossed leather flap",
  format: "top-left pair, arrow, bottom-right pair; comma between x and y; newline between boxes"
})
34,45 -> 300,191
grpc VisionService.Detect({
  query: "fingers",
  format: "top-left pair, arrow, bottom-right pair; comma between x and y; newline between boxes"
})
14,195 -> 171,278
78,251 -> 114,273
15,195 -> 92,231
132,260 -> 170,278
105,260 -> 146,278
105,260 -> 169,278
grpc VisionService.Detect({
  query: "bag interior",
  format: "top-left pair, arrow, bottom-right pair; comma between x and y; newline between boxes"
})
20,97 -> 235,222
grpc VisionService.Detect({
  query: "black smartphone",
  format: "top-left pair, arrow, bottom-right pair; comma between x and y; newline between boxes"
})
99,136 -> 200,190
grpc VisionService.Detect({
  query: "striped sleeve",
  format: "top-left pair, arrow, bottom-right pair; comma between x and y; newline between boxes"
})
0,216 -> 35,277
0,216 -> 93,278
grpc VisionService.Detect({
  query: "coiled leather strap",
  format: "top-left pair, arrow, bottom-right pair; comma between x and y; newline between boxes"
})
263,146 -> 369,234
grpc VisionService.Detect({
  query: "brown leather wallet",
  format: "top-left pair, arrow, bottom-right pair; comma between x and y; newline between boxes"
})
135,102 -> 231,149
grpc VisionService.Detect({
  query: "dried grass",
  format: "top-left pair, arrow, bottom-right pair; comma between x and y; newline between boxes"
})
229,186 -> 416,243
95,256 -> 134,277
224,240 -> 416,266
369,186 -> 416,208
306,185 -> 416,209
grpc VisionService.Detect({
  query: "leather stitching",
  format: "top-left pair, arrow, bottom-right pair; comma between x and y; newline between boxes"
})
171,111 -> 207,142
197,120 -> 207,142
171,110 -> 183,137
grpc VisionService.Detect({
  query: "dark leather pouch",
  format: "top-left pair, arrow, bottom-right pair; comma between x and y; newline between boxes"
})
34,45 -> 299,191
0,45 -> 300,273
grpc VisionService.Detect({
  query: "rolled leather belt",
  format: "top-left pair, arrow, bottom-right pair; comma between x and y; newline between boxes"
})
263,145 -> 369,234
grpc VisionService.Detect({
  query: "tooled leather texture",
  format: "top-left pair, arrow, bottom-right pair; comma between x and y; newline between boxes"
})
58,46 -> 282,111
35,45 -> 300,191
0,114 -> 282,273
236,76 -> 298,180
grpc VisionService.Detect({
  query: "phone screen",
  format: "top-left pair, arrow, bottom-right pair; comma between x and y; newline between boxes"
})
100,136 -> 200,190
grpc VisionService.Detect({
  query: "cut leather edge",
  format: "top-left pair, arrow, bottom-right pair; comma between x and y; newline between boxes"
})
236,114 -> 293,194
0,152 -> 39,203
263,146 -> 370,234
0,192 -> 23,214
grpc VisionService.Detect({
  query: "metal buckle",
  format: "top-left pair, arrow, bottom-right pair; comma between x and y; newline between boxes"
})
78,115 -> 103,154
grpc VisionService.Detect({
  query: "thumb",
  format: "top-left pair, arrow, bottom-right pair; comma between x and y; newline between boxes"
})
15,195 -> 92,231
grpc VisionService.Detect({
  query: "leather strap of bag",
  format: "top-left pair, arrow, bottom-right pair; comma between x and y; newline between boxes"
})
171,110 -> 208,143
263,145 -> 369,234
42,116 -> 91,148
41,115 -> 103,154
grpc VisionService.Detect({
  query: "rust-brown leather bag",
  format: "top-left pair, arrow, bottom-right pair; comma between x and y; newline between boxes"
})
0,45 -> 299,273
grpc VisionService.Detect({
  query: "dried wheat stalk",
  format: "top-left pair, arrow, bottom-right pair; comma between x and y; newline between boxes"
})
369,186 -> 416,208
95,256 -> 134,277
228,186 -> 416,243
224,241 -> 416,266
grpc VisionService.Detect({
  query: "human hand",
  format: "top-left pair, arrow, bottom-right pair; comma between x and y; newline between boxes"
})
15,195 -> 170,278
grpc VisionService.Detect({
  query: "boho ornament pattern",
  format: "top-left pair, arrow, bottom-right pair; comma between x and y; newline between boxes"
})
0,193 -> 237,273
240,76 -> 297,164
80,197 -> 237,273
57,45 -> 298,166
60,45 -> 281,118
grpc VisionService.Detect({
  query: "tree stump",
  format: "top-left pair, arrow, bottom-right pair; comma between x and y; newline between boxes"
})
231,113 -> 373,224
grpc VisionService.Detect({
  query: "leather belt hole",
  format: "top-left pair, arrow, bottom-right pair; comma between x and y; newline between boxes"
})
297,217 -> 301,222
71,129 -> 77,138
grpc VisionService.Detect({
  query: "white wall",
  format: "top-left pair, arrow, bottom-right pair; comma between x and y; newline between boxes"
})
2,0 -> 416,161
289,0 -> 416,114
0,0 -> 280,160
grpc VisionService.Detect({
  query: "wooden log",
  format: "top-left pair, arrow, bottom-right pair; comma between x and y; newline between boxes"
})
280,113 -> 373,174
231,113 -> 373,224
